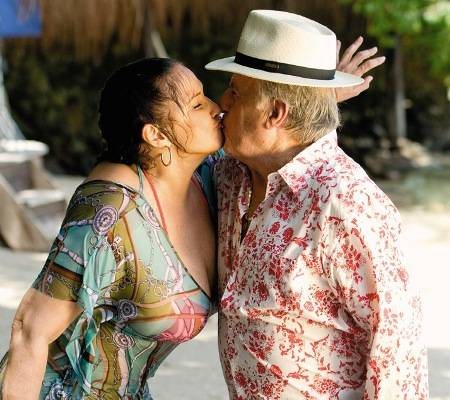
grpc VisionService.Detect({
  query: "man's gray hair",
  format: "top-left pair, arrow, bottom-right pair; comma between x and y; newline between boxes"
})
255,80 -> 340,144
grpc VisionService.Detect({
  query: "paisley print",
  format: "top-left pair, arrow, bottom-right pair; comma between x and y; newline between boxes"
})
113,332 -> 136,349
45,383 -> 68,400
117,299 -> 138,321
92,205 -> 119,235
142,203 -> 161,230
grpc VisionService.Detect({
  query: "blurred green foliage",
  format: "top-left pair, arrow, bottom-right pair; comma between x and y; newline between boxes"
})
340,0 -> 450,80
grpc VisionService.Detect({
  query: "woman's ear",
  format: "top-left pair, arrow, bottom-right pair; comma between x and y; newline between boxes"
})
263,99 -> 289,129
142,124 -> 172,149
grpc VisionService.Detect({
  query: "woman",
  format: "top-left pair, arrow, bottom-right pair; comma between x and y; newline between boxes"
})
0,58 -> 222,399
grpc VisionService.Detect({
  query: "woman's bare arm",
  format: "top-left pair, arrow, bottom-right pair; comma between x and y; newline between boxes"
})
2,288 -> 82,399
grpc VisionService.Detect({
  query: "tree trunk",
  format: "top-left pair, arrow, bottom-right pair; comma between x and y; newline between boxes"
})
386,34 -> 407,150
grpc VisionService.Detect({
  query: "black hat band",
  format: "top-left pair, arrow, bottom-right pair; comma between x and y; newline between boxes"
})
235,52 -> 335,80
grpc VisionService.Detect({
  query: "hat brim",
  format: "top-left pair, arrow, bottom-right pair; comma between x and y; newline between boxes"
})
205,56 -> 363,88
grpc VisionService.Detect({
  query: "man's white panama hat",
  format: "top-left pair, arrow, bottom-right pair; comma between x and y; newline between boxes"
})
205,9 -> 363,88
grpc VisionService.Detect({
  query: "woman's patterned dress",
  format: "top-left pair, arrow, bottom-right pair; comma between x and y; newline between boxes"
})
0,160 -> 218,399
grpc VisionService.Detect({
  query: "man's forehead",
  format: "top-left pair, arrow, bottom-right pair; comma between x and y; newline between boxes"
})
230,74 -> 258,91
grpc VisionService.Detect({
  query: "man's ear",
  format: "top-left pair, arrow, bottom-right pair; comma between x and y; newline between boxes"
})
264,99 -> 289,129
142,124 -> 172,148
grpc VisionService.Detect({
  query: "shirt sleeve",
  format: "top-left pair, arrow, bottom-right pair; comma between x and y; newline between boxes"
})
31,194 -> 119,395
32,217 -> 116,310
325,205 -> 428,399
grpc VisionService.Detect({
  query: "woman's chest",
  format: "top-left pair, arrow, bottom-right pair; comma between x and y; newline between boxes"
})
163,203 -> 216,298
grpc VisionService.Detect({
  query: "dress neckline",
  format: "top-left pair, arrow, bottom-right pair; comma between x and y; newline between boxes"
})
76,177 -> 213,301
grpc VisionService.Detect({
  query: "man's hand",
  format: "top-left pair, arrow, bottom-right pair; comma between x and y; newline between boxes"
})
335,36 -> 386,102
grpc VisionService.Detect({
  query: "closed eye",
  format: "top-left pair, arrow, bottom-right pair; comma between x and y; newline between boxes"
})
193,103 -> 202,109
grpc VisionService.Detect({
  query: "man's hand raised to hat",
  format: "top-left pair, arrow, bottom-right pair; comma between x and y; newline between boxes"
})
335,36 -> 386,102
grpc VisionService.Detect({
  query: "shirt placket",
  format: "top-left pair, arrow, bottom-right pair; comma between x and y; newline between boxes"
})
233,174 -> 282,284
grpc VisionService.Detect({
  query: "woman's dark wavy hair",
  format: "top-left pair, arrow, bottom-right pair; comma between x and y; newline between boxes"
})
97,58 -> 185,169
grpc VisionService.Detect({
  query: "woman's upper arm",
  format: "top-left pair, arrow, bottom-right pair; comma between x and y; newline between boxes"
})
12,287 -> 82,344
15,187 -> 123,345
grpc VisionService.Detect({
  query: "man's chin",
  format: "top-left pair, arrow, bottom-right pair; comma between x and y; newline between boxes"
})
222,140 -> 233,155
219,135 -> 226,149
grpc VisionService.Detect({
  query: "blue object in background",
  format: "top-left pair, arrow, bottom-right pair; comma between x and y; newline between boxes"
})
0,0 -> 41,38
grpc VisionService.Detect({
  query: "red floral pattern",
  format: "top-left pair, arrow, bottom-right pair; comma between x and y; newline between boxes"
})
215,131 -> 428,399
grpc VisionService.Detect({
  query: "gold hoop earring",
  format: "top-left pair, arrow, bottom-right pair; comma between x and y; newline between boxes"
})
160,146 -> 172,167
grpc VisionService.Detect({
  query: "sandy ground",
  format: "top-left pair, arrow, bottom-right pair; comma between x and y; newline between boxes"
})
0,175 -> 449,399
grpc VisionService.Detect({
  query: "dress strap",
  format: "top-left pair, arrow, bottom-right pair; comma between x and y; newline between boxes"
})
136,164 -> 145,193
143,170 -> 168,233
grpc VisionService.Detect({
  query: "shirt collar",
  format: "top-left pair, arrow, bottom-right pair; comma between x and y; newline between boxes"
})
231,130 -> 338,215
233,160 -> 253,219
276,130 -> 338,193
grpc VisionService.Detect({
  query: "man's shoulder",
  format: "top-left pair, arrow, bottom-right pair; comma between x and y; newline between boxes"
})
287,146 -> 400,224
333,147 -> 394,197
325,148 -> 401,227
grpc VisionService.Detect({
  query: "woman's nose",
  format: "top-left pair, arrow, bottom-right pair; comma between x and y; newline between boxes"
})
209,99 -> 222,119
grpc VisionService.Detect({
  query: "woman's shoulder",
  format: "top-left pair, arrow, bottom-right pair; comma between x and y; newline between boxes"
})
46,181 -> 143,276
63,180 -> 141,227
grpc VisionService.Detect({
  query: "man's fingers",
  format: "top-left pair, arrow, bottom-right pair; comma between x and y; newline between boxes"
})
336,76 -> 373,102
339,36 -> 363,66
354,56 -> 386,77
347,47 -> 378,72
353,76 -> 372,96
341,47 -> 377,74
361,75 -> 373,89
336,40 -> 342,63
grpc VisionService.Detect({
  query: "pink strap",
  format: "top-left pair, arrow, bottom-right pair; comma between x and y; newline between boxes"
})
144,171 -> 168,232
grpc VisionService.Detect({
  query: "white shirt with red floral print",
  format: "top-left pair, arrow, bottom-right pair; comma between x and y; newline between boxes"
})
215,131 -> 428,400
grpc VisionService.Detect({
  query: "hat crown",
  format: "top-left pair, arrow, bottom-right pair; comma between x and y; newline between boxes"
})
205,9 -> 363,88
237,10 -> 336,70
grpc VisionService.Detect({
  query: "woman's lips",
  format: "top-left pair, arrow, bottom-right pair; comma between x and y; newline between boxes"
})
217,112 -> 225,131
219,113 -> 225,128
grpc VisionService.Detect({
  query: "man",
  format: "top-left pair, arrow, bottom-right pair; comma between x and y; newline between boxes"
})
206,10 -> 428,400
